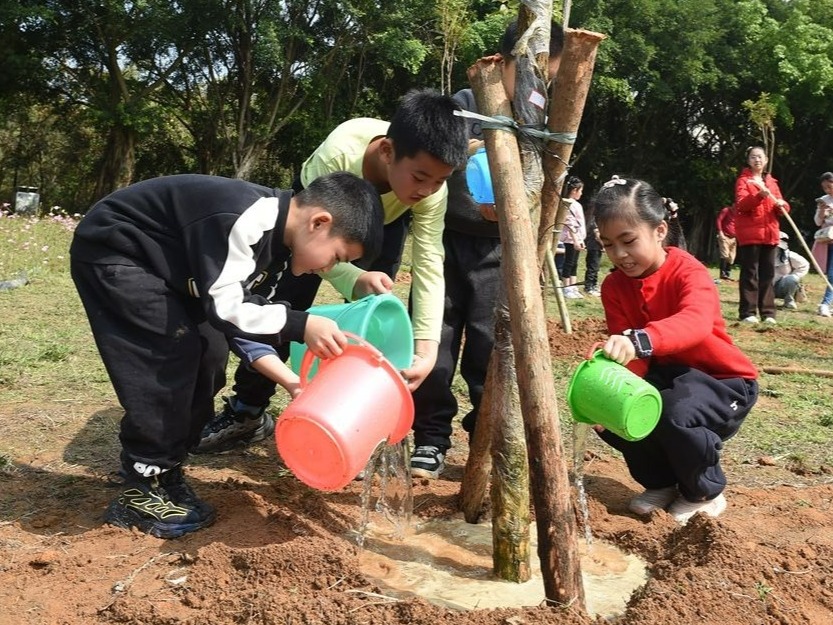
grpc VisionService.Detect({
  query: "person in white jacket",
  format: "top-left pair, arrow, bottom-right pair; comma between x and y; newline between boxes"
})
773,231 -> 810,310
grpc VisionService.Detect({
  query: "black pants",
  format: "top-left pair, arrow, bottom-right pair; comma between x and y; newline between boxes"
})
231,211 -> 412,407
598,365 -> 758,501
411,230 -> 501,449
71,260 -> 229,470
561,242 -> 580,279
584,244 -> 603,290
736,243 -> 777,319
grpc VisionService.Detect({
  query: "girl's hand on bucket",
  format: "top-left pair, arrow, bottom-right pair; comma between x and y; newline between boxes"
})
353,271 -> 393,298
303,315 -> 347,359
602,335 -> 635,365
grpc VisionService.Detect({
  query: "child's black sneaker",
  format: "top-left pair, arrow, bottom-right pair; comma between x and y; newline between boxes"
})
192,396 -> 275,453
410,445 -> 447,479
104,468 -> 216,539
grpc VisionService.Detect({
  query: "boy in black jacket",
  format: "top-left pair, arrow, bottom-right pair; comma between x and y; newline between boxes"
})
70,172 -> 383,538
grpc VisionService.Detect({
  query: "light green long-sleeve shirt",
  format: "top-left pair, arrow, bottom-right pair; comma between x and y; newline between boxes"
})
301,118 -> 447,342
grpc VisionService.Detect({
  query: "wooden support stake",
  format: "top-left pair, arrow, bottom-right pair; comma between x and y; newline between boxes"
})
467,55 -> 585,610
537,29 -> 607,268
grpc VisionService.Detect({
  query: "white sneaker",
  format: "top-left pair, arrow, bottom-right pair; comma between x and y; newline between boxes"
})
564,287 -> 581,299
668,493 -> 727,524
628,486 -> 678,515
784,301 -> 797,310
741,315 -> 759,323
819,304 -> 832,317
763,317 -> 777,324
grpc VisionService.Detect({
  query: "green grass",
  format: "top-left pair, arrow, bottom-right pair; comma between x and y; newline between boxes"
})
1,213 -> 831,474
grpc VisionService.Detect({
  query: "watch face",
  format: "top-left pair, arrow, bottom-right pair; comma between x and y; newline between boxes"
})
635,332 -> 652,351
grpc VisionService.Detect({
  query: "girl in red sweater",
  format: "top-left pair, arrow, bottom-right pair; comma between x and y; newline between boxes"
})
594,176 -> 759,524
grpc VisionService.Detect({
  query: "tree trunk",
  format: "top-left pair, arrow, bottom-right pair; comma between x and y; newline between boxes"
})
93,124 -> 135,201
489,304 -> 531,582
460,347 -> 496,523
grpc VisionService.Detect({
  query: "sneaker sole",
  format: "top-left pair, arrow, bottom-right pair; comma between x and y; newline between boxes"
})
410,465 -> 444,480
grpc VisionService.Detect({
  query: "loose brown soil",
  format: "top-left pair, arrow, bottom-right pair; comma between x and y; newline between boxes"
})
1,318 -> 832,625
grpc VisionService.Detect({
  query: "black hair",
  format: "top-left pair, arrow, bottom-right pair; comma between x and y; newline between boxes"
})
562,175 -> 583,198
593,177 -> 664,228
662,197 -> 687,250
745,145 -> 766,159
592,177 -> 687,249
500,18 -> 565,60
820,172 -> 833,184
294,172 -> 384,265
386,88 -> 468,169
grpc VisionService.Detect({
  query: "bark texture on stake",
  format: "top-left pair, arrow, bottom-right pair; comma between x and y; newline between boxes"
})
537,29 -> 607,268
467,57 -> 586,610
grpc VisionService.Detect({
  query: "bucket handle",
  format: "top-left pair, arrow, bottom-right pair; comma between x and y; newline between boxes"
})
298,331 -> 383,388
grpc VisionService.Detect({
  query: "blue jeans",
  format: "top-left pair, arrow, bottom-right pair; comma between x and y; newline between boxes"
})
773,274 -> 800,305
822,249 -> 833,306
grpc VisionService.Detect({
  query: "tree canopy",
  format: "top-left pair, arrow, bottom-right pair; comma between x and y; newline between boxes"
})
1,0 -> 831,258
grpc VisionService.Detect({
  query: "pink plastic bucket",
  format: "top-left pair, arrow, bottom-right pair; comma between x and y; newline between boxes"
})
275,334 -> 414,491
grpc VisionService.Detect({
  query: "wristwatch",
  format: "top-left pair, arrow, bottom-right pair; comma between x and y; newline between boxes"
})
624,329 -> 653,359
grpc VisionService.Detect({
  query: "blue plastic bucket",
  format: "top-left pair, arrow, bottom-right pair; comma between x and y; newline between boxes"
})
466,147 -> 494,203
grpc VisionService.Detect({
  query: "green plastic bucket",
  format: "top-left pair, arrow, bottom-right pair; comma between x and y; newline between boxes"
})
566,349 -> 662,442
289,294 -> 414,376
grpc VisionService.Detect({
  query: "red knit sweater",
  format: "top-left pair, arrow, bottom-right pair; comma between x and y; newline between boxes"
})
601,247 -> 758,380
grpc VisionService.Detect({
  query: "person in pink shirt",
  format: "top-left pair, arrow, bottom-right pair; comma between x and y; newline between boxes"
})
715,205 -> 736,281
593,176 -> 759,524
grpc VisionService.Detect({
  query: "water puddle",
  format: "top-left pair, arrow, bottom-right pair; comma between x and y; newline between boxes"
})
358,516 -> 646,616
351,433 -> 647,617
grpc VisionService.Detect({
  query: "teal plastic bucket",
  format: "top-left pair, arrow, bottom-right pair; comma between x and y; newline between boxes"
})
566,350 -> 662,442
289,294 -> 414,376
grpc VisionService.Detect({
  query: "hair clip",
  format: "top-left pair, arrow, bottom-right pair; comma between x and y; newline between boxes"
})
602,175 -> 627,188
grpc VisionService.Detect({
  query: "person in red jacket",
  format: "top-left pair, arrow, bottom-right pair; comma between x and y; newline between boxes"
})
733,146 -> 790,324
593,176 -> 759,524
715,205 -> 736,281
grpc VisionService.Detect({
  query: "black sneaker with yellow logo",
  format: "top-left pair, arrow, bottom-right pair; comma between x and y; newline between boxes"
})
104,465 -> 216,539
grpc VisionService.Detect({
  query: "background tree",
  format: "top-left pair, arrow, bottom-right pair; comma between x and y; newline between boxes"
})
1,0 -> 831,258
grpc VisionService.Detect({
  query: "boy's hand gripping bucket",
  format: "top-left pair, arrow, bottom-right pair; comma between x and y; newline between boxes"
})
276,333 -> 414,491
566,346 -> 662,442
289,293 -> 414,377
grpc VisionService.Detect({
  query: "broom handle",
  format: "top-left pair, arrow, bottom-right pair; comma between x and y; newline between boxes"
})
780,208 -> 833,292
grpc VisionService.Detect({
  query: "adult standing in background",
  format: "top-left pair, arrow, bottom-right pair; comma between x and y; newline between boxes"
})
812,172 -> 833,317
733,146 -> 790,325
715,205 -> 737,282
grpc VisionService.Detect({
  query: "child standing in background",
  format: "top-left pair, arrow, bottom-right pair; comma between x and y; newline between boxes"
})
582,199 -> 603,296
593,176 -> 759,524
559,176 -> 586,298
